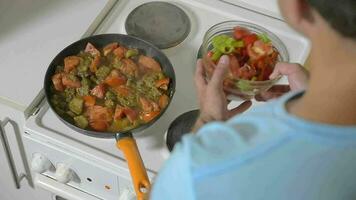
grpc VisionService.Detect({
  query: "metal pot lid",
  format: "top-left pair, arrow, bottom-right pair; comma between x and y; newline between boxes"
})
125,1 -> 191,49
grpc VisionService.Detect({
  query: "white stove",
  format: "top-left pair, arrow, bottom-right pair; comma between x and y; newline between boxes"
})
22,0 -> 310,199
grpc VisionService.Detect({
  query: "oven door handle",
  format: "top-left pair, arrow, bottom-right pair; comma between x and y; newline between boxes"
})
0,117 -> 31,189
34,173 -> 102,200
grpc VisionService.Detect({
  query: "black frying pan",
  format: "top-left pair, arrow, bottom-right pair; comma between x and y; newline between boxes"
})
44,34 -> 175,200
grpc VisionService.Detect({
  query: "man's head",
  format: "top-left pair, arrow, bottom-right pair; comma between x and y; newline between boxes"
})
278,0 -> 356,40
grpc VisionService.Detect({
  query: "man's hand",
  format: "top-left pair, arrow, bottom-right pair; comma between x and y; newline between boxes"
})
256,62 -> 309,101
193,56 -> 252,132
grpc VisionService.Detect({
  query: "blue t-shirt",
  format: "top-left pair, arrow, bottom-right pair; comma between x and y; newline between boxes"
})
151,91 -> 356,200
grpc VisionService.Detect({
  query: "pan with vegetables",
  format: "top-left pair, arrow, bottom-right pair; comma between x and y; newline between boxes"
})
44,34 -> 175,200
201,21 -> 289,99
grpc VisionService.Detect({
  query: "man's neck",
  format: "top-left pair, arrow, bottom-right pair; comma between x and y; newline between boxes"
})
288,35 -> 356,125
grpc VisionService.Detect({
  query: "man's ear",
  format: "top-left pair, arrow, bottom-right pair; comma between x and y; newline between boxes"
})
279,0 -> 315,36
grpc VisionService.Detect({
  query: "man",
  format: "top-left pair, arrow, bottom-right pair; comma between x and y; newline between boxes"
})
151,0 -> 356,199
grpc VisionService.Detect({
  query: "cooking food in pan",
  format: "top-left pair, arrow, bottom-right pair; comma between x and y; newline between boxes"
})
50,42 -> 171,132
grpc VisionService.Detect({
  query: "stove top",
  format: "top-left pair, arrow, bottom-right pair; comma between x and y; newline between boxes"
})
25,0 -> 310,173
166,109 -> 199,151
125,1 -> 191,49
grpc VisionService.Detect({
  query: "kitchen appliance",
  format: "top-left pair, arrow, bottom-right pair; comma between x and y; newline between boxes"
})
43,33 -> 176,200
166,110 -> 200,152
0,0 -> 117,199
1,0 -> 310,199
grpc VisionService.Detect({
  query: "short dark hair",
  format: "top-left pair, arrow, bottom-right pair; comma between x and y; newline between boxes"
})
308,0 -> 356,39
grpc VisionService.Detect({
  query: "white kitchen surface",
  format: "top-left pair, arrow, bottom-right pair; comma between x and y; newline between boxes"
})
0,0 -> 116,112
222,0 -> 282,20
25,0 -> 311,173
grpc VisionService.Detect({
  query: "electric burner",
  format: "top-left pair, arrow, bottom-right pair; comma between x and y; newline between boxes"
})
166,110 -> 200,152
125,1 -> 191,49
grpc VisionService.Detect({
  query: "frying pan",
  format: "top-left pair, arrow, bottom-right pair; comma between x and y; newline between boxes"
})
44,34 -> 176,200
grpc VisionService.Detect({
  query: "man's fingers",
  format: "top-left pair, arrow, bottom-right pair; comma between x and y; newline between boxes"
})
255,92 -> 285,101
269,62 -> 303,79
255,85 -> 290,101
195,59 -> 207,91
210,55 -> 229,89
267,85 -> 290,93
227,100 -> 252,118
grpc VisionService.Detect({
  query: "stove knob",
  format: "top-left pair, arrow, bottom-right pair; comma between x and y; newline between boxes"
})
55,163 -> 73,183
31,153 -> 53,173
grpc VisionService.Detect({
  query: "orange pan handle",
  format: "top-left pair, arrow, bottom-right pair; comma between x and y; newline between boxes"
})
116,133 -> 151,200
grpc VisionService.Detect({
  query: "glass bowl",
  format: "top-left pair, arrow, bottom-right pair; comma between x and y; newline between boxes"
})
201,21 -> 289,100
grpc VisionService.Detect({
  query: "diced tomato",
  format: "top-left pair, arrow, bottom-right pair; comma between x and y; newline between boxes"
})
223,79 -> 235,88
105,69 -> 127,87
253,40 -> 273,55
247,44 -> 263,60
138,55 -> 162,72
85,42 -> 100,56
139,97 -> 153,112
103,42 -> 118,56
140,111 -> 160,123
114,105 -> 125,120
87,105 -> 113,131
64,56 -> 81,73
52,73 -> 64,91
242,34 -> 258,46
62,75 -> 81,88
233,26 -> 250,40
83,95 -> 96,107
207,51 -> 213,58
114,85 -> 130,97
238,64 -> 257,80
90,55 -> 100,73
229,55 -> 240,78
158,94 -> 169,109
155,78 -> 170,90
151,101 -> 160,112
87,105 -> 112,121
123,108 -> 138,123
120,59 -> 138,77
91,84 -> 106,99
113,46 -> 126,59
90,120 -> 108,132
263,65 -> 273,81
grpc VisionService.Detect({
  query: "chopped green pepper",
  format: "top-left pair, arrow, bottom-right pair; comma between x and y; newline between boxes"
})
68,97 -> 83,115
112,58 -> 123,69
117,92 -> 138,107
125,49 -> 139,58
74,115 -> 88,129
66,110 -> 76,117
104,99 -> 115,109
64,88 -> 76,102
211,50 -> 223,62
212,35 -> 244,54
90,75 -> 100,85
76,86 -> 89,96
105,90 -> 117,101
210,35 -> 244,61
257,33 -> 271,43
109,119 -> 131,132
95,66 -> 111,81
81,78 -> 91,88
236,80 -> 252,92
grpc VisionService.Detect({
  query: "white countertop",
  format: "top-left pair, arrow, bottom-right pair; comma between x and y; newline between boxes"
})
0,0 -> 116,112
